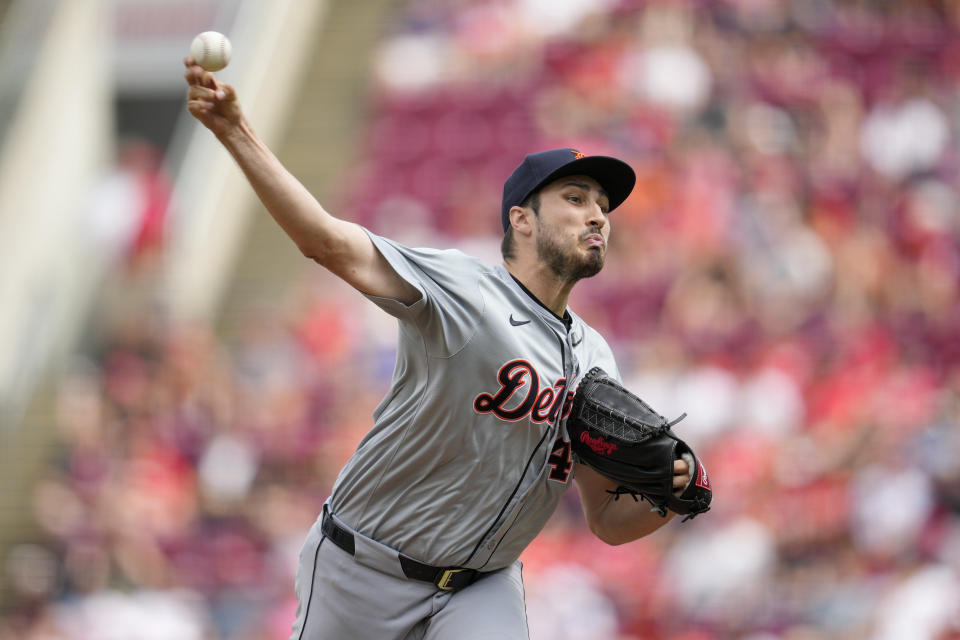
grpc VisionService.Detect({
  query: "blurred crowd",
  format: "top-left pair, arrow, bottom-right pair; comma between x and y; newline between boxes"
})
4,0 -> 960,638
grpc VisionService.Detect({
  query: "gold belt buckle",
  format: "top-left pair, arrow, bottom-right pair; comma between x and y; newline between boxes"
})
437,568 -> 464,591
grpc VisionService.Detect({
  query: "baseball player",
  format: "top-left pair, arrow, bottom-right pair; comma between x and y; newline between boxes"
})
184,57 -> 693,639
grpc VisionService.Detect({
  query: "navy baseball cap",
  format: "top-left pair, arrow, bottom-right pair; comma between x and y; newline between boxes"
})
501,148 -> 636,231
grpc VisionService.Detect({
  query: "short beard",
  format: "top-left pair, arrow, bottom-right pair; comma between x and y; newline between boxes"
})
536,222 -> 605,281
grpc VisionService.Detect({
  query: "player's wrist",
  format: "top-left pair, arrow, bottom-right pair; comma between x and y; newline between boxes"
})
215,116 -> 256,149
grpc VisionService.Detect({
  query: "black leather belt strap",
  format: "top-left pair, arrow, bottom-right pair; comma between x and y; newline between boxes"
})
397,555 -> 481,592
320,505 -> 355,555
320,506 -> 482,592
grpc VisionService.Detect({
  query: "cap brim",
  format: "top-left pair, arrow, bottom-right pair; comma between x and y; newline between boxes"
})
534,155 -> 636,213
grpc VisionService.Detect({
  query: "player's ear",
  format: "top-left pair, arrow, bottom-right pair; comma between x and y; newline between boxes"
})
509,205 -> 534,237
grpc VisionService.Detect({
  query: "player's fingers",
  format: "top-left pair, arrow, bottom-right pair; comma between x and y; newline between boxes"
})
186,99 -> 215,117
185,65 -> 218,87
217,83 -> 236,102
201,70 -> 219,90
184,64 -> 206,86
672,459 -> 691,490
187,85 -> 218,100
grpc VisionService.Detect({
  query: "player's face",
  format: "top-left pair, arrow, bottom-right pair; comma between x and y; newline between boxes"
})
533,175 -> 611,281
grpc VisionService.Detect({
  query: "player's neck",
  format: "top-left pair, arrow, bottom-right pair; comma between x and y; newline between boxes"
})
503,260 -> 574,317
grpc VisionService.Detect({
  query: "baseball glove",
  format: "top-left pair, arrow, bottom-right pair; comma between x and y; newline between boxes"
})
567,367 -> 712,520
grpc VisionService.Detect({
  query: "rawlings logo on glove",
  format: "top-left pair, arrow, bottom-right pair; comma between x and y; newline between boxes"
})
567,367 -> 712,521
579,432 -> 618,456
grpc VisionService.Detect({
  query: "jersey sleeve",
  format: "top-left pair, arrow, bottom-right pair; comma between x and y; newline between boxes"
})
571,319 -> 622,385
362,230 -> 485,357
589,337 -> 621,383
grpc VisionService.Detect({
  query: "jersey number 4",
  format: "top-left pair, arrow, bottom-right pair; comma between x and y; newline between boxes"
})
548,436 -> 572,482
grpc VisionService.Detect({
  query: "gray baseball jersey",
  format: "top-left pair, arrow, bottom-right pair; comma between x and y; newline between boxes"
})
328,230 -> 620,572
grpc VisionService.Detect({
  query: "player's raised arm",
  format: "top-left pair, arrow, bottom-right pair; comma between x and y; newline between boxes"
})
183,57 -> 420,305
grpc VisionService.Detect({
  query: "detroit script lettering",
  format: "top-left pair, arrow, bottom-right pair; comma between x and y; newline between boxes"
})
473,359 -> 574,424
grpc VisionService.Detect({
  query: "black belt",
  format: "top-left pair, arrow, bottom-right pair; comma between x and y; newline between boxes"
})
320,506 -> 483,592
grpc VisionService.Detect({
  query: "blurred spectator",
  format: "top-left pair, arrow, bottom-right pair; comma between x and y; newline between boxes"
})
85,138 -> 170,270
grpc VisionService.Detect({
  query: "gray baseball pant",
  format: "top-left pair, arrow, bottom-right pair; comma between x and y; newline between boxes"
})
289,508 -> 529,640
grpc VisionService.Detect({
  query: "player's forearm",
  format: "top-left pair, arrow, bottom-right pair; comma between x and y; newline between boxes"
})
575,465 -> 674,545
215,118 -> 353,265
589,495 -> 675,545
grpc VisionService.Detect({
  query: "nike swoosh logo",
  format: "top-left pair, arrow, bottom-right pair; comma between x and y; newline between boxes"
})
571,333 -> 583,347
509,314 -> 530,327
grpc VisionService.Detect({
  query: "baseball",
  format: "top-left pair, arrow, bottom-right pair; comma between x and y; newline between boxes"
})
190,31 -> 232,72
